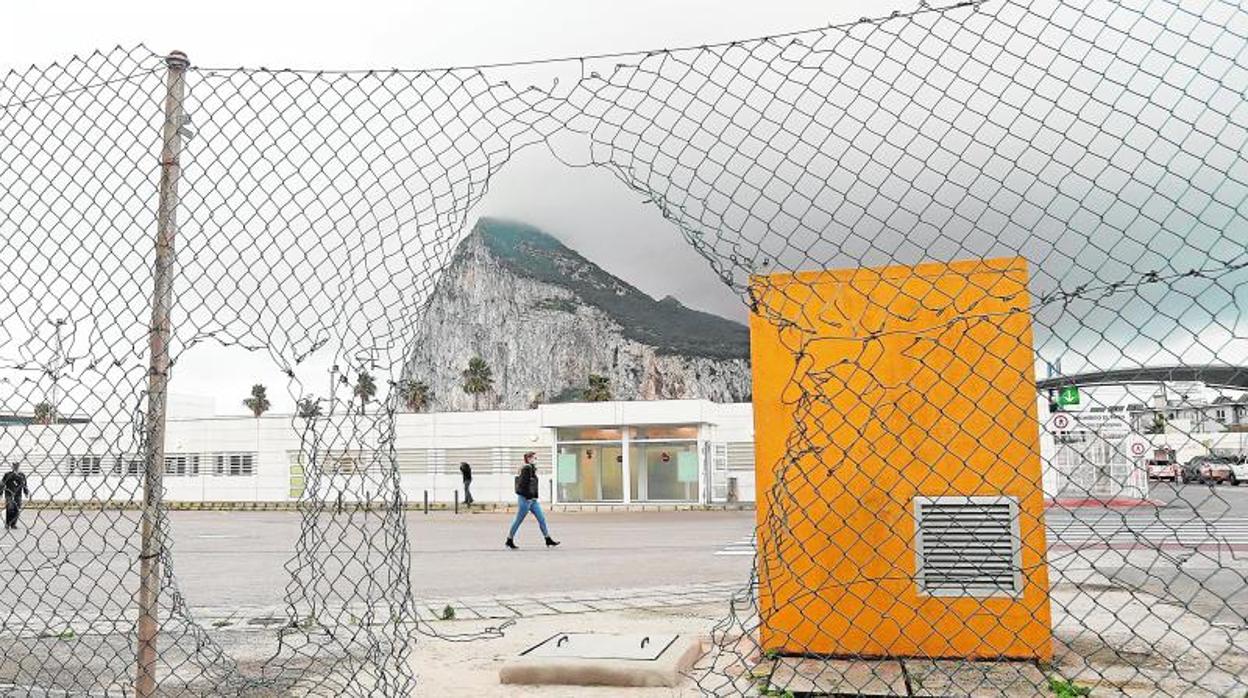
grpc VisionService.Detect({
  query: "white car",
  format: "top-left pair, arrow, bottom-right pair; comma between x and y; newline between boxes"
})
1232,457 -> 1248,487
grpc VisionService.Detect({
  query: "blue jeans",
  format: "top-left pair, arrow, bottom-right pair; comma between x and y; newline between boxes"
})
508,496 -> 550,539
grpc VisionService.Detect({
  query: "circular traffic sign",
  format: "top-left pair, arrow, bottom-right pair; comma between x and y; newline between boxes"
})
1130,441 -> 1146,456
1052,413 -> 1071,430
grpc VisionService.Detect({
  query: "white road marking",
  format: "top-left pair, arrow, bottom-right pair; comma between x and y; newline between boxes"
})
714,533 -> 756,556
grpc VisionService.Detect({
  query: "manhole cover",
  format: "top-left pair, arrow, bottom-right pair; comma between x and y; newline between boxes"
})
522,633 -> 678,661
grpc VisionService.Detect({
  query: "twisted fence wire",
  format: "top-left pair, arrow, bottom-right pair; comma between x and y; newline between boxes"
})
0,0 -> 1246,694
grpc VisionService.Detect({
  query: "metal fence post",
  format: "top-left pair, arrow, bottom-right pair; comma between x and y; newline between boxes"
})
135,49 -> 188,698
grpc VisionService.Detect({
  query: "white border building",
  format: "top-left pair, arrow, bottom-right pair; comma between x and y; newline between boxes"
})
5,400 -> 758,506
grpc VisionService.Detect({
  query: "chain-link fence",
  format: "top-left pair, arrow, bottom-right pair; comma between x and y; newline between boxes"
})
3,0 -> 1248,694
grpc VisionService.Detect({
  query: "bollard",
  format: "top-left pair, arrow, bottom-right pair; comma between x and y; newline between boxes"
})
423,490 -> 428,515
454,490 -> 459,514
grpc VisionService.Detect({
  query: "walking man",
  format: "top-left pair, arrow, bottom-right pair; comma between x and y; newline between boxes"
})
3,462 -> 31,530
459,461 -> 474,507
505,451 -> 559,549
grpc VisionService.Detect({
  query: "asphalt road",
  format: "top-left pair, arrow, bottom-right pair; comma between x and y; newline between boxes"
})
1047,481 -> 1248,550
2,482 -> 1246,623
1066,481 -> 1248,628
0,509 -> 758,611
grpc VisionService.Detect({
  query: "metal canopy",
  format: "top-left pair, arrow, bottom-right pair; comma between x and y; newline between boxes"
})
1036,365 -> 1248,392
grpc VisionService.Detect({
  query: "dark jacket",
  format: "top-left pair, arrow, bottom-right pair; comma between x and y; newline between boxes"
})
459,462 -> 472,482
514,463 -> 539,499
2,472 -> 29,502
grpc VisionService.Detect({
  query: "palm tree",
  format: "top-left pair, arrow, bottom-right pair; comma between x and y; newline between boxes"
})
1145,412 -> 1166,434
398,379 -> 432,412
354,371 -> 377,415
584,374 -> 612,402
461,357 -> 494,411
32,401 -> 56,425
243,384 -> 271,418
528,390 -> 546,410
297,397 -> 323,419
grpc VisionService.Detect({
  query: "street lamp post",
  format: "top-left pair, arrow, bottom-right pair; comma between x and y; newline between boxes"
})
47,318 -> 66,424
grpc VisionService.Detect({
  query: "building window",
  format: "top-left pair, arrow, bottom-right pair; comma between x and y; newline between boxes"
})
165,454 -> 200,477
630,425 -> 700,440
556,442 -> 623,502
214,453 -> 255,476
113,456 -> 143,477
554,424 -> 701,503
68,455 -> 103,476
628,441 -> 699,501
330,452 -> 360,475
556,427 -> 622,442
1215,409 -> 1227,423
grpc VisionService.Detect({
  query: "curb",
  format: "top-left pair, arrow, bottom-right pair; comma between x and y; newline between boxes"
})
24,501 -> 756,513
1044,497 -> 1164,509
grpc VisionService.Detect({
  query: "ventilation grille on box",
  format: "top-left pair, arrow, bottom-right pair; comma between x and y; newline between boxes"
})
914,496 -> 1021,596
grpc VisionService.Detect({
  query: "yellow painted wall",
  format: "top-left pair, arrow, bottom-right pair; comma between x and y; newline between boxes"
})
749,257 -> 1052,660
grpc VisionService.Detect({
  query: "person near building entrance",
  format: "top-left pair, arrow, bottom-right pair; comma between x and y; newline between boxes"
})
506,451 -> 559,549
3,462 -> 31,530
459,461 -> 474,506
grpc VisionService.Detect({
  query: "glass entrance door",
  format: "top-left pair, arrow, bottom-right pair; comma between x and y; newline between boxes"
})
629,441 -> 699,502
556,443 -> 623,502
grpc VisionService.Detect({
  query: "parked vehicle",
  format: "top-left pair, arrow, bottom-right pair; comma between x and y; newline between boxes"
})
1199,455 -> 1238,485
1146,447 -> 1179,482
1228,455 -> 1248,486
1147,459 -> 1180,482
1181,456 -> 1209,484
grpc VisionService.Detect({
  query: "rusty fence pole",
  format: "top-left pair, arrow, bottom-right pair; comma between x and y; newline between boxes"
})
135,49 -> 189,698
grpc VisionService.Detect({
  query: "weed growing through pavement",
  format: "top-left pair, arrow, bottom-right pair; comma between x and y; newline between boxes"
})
1048,676 -> 1092,697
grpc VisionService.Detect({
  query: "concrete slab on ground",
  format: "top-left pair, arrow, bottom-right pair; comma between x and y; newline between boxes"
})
499,633 -> 701,687
409,605 -> 723,697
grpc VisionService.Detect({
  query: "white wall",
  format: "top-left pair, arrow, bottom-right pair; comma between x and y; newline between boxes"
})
3,401 -> 759,504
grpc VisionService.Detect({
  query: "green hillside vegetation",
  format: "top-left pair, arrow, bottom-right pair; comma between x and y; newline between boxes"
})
473,217 -> 749,360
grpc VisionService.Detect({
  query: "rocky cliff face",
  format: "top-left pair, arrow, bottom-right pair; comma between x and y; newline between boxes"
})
404,218 -> 751,411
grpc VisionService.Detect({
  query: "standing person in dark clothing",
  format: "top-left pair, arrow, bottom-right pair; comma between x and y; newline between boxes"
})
2,462 -> 31,530
459,461 -> 474,507
505,451 -> 559,549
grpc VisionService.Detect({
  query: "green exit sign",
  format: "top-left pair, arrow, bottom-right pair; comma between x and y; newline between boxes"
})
1057,386 -> 1080,407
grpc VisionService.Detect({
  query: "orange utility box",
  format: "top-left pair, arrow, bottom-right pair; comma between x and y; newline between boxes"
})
749,257 -> 1052,661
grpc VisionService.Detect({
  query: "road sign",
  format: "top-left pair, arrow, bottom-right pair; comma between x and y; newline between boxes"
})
1056,386 -> 1080,407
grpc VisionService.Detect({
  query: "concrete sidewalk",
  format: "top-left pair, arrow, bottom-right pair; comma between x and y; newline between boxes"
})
398,568 -> 1248,697
5,568 -> 1244,696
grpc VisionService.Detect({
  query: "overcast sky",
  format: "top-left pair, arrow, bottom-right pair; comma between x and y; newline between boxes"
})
1,1 -> 889,330
5,0 -> 911,416
3,0 -> 1245,418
